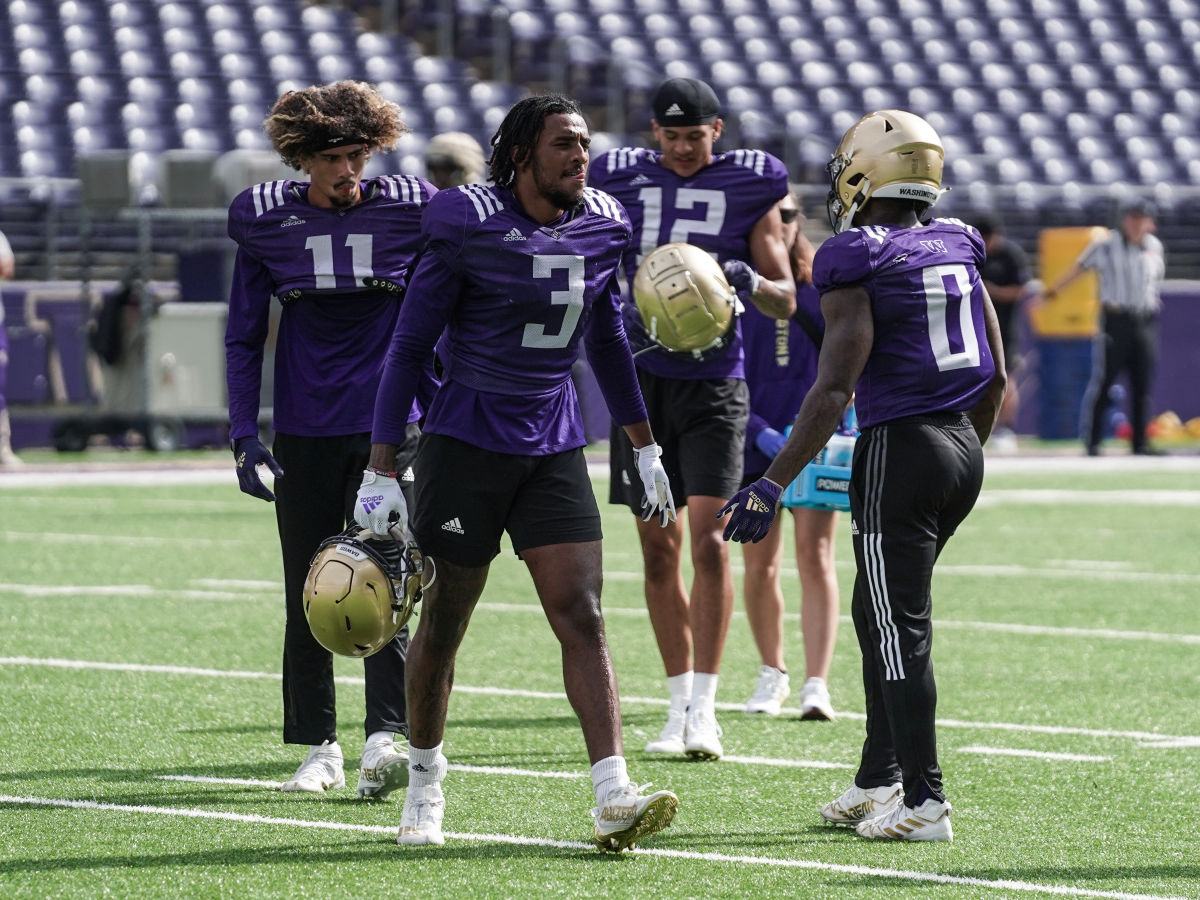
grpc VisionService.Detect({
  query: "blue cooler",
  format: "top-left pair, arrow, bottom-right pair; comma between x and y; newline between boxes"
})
780,428 -> 855,511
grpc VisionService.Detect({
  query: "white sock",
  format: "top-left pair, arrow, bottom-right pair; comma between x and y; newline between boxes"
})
409,743 -> 444,786
667,671 -> 693,714
591,756 -> 629,805
365,730 -> 393,748
692,672 -> 719,715
314,739 -> 341,757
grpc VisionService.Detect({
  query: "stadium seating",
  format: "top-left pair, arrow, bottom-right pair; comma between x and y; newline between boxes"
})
1,0 -> 1199,277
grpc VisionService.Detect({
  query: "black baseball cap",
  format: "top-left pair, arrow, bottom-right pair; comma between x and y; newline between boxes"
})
652,78 -> 721,126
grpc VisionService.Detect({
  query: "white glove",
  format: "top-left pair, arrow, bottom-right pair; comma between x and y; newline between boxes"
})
634,443 -> 677,527
354,468 -> 409,538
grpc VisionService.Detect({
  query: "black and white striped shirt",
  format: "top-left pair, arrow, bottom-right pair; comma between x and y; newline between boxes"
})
1077,229 -> 1165,315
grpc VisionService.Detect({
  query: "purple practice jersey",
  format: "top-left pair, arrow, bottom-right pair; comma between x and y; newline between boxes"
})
742,282 -> 822,476
372,184 -> 647,455
225,175 -> 434,440
813,218 -> 996,428
588,147 -> 789,380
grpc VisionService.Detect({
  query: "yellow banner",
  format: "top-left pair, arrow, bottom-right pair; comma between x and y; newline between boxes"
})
1031,226 -> 1108,338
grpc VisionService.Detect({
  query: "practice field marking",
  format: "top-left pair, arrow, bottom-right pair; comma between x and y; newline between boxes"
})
976,489 -> 1200,507
0,794 -> 1189,900
958,746 -> 1111,763
157,762 -> 589,787
2,656 -> 1196,748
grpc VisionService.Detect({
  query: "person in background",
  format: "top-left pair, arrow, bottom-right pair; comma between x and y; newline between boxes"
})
589,77 -> 796,761
356,94 -> 678,851
722,109 -> 1006,842
0,228 -> 19,467
739,192 -> 839,721
973,214 -> 1031,452
224,80 -> 436,799
1039,201 -> 1165,456
423,131 -> 486,190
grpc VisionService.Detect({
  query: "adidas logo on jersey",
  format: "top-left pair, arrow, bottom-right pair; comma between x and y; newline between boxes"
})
441,517 -> 465,534
401,466 -> 415,483
629,174 -> 652,186
280,215 -> 306,228
502,227 -> 526,241
663,102 -> 685,117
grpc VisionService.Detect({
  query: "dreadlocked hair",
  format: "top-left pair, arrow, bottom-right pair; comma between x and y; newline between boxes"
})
263,80 -> 408,169
488,94 -> 583,187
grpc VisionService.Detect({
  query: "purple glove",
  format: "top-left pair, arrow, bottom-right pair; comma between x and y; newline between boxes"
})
722,259 -> 760,307
232,436 -> 284,502
718,477 -> 782,543
754,427 -> 787,459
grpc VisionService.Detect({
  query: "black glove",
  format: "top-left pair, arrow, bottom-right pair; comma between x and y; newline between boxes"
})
232,436 -> 284,502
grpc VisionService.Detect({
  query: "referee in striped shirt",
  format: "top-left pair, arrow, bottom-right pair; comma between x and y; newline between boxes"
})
1042,201 -> 1165,455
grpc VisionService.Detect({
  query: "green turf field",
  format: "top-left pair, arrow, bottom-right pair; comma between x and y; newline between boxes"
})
1,454 -> 1198,899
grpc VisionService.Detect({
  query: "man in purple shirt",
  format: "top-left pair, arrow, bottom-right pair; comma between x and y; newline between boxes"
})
589,78 -> 796,761
354,95 -> 678,852
722,110 -> 1006,842
225,81 -> 435,800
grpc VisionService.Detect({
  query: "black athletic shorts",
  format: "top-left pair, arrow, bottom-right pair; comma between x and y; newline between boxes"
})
994,301 -> 1021,372
412,433 -> 602,567
609,370 -> 748,512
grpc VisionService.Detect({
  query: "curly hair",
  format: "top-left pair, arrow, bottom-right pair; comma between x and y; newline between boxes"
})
263,80 -> 408,169
488,94 -> 583,188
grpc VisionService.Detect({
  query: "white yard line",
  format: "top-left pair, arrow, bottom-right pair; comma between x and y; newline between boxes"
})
958,746 -> 1111,763
0,794 -> 1189,900
1,656 -> 1194,747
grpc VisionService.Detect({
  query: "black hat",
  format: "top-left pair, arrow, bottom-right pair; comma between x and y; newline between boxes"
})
652,78 -> 721,126
1120,199 -> 1157,218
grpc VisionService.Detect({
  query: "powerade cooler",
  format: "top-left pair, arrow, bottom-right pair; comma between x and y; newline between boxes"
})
780,409 -> 858,512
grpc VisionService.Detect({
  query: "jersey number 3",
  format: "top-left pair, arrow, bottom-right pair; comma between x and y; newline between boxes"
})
923,264 -> 980,372
522,255 -> 585,349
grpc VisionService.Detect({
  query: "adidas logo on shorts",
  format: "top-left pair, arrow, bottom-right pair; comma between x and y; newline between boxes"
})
441,517 -> 465,534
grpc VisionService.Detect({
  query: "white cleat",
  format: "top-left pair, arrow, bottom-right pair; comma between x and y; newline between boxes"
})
820,781 -> 902,825
357,736 -> 410,801
644,708 -> 687,754
856,798 -> 953,842
396,783 -> 446,846
745,666 -> 790,716
684,707 -> 723,760
280,740 -> 345,793
799,676 -> 835,721
592,782 -> 679,853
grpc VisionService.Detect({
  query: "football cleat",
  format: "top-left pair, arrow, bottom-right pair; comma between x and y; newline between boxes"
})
856,798 -> 953,842
799,676 -> 835,721
826,109 -> 945,234
281,740 -> 345,793
357,736 -> 410,801
592,782 -> 679,852
644,708 -> 687,754
684,707 -> 723,760
745,665 -> 790,715
396,783 -> 446,846
820,781 -> 903,825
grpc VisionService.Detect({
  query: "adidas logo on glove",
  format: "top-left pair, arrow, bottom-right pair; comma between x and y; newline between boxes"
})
360,495 -> 384,513
745,492 -> 772,513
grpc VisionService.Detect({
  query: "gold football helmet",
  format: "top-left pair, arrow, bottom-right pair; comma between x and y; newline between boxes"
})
302,525 -> 430,658
826,109 -> 945,234
632,242 -> 737,356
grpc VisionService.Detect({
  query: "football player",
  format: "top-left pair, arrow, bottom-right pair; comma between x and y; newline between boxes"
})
225,80 -> 435,800
355,94 -> 679,851
588,78 -> 796,760
721,110 -> 1007,842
